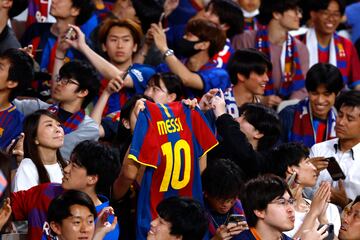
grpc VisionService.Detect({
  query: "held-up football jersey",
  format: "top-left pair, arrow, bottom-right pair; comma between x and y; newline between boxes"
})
128,101 -> 218,239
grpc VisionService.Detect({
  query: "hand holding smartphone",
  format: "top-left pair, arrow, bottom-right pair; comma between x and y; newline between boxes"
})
225,214 -> 246,225
325,157 -> 346,181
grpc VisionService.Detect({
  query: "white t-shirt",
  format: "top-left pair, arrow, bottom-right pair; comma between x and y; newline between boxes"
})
13,158 -> 63,192
284,199 -> 341,237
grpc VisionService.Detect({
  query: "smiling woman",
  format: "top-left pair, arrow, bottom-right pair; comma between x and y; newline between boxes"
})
13,109 -> 67,192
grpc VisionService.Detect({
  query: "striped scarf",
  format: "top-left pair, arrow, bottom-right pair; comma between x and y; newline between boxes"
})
291,98 -> 336,148
48,105 -> 85,134
304,29 -> 348,84
255,27 -> 305,98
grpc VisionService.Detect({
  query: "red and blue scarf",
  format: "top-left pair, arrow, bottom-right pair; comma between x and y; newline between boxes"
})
291,98 -> 336,147
48,105 -> 85,134
255,27 -> 305,98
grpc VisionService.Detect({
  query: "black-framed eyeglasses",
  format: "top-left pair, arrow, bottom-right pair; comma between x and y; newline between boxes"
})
56,75 -> 79,86
270,197 -> 296,207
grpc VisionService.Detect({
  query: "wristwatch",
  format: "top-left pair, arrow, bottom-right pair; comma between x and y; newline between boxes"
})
163,49 -> 174,59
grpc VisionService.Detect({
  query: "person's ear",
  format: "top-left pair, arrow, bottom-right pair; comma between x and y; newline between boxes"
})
237,73 -> 246,83
50,221 -> 62,236
122,119 -> 130,129
167,93 -> 177,103
220,23 -> 230,32
101,43 -> 108,53
133,43 -> 138,53
87,174 -> 98,186
77,89 -> 88,98
70,7 -> 80,17
195,41 -> 210,50
273,11 -> 282,21
253,130 -> 264,140
254,209 -> 265,219
6,80 -> 18,89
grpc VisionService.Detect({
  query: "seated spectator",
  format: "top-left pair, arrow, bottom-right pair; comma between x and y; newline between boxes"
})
21,0 -> 98,98
308,90 -> 360,209
91,72 -> 183,139
13,110 -> 67,191
13,61 -> 100,160
279,63 -> 344,148
11,140 -> 120,240
148,197 -> 208,240
60,18 -> 156,115
269,142 -> 340,238
151,18 -> 230,98
45,189 -> 116,240
239,174 -> 294,240
113,98 -> 218,239
0,48 -> 33,150
232,0 -> 309,107
202,158 -> 247,240
339,195 -> 360,240
301,0 -> 360,90
225,49 -> 272,118
207,89 -> 281,180
237,0 -> 261,31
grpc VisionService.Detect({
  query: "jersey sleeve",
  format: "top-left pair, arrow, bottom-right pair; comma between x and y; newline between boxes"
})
190,106 -> 219,158
197,68 -> 230,93
128,109 -> 159,168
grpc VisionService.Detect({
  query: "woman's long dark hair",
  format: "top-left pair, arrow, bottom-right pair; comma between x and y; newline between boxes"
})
23,110 -> 67,184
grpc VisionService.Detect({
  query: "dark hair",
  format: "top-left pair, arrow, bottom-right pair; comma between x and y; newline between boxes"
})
58,61 -> 100,108
0,48 -> 34,101
269,142 -> 309,179
98,18 -> 143,54
48,190 -> 97,231
23,110 -> 67,184
202,158 -> 244,200
240,103 -> 281,151
8,0 -> 28,18
227,49 -> 272,85
241,174 -> 291,227
257,0 -> 301,25
116,95 -> 154,163
70,140 -> 120,197
335,90 -> 360,111
353,195 -> 360,206
309,0 -> 345,15
71,0 -> 95,25
305,63 -> 344,94
206,0 -> 244,38
157,197 -> 208,240
186,19 -> 226,58
131,0 -> 163,32
147,73 -> 183,101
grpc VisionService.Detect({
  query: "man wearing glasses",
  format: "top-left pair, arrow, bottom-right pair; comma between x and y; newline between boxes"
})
300,0 -> 360,90
13,61 -> 100,160
238,174 -> 295,240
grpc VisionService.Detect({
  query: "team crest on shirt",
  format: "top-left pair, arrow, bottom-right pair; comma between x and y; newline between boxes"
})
0,128 -> 3,137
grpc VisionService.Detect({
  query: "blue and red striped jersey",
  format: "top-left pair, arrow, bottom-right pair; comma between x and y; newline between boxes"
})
129,101 -> 218,239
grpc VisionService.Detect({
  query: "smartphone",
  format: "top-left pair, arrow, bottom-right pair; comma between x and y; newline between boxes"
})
318,224 -> 334,240
325,157 -> 346,181
287,172 -> 298,195
65,27 -> 76,40
226,214 -> 246,225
